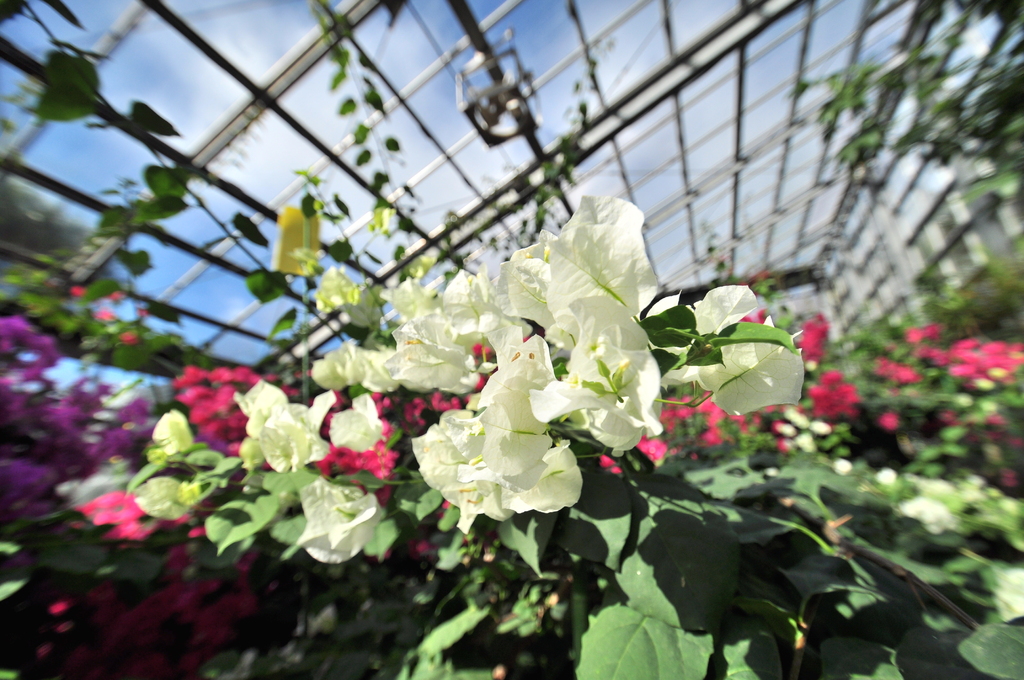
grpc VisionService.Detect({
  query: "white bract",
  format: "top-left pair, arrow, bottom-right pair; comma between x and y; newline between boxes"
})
296,478 -> 382,563
385,314 -> 478,393
136,477 -> 195,520
313,343 -> 399,393
315,267 -> 361,312
330,393 -> 383,451
899,496 -> 959,534
383,278 -> 441,321
495,232 -> 556,329
151,410 -> 193,454
235,381 -> 289,438
443,264 -> 519,337
259,391 -> 336,472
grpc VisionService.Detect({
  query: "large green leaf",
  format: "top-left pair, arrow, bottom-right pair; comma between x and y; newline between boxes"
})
82,278 -> 120,302
821,638 -> 901,680
143,165 -> 189,198
498,511 -> 557,576
896,627 -> 989,680
616,475 -> 739,631
396,482 -> 444,522
246,270 -> 289,302
363,517 -> 401,559
205,494 -> 280,554
268,308 -> 297,339
129,101 -> 179,136
959,624 -> 1024,680
577,605 -> 713,680
710,322 -> 797,354
232,212 -> 268,247
639,305 -> 699,348
115,249 -> 152,276
713,613 -> 783,680
38,544 -> 107,574
0,568 -> 29,601
554,472 -> 634,570
418,606 -> 490,658
261,468 -> 320,494
36,52 -> 97,121
133,195 -> 187,222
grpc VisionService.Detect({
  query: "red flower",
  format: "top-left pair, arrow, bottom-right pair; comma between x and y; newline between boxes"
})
874,357 -> 922,384
798,314 -> 830,364
119,331 -> 140,345
808,371 -> 860,420
876,412 -> 900,432
69,285 -> 87,298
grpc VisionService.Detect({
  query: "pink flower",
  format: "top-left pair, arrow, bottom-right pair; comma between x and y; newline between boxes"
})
107,291 -> 125,302
876,412 -> 900,432
904,324 -> 941,344
808,371 -> 860,420
119,331 -> 140,345
798,314 -> 830,364
69,285 -> 87,298
94,308 -> 117,322
636,436 -> 667,462
599,455 -> 622,474
874,357 -> 922,385
78,491 -> 154,541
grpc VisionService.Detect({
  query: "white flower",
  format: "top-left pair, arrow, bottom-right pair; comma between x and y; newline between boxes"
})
764,467 -> 780,477
502,442 -> 582,513
916,478 -> 957,498
405,253 -> 437,280
345,286 -> 384,329
296,478 -> 382,563
899,496 -> 959,534
329,393 -> 383,451
875,467 -> 898,485
315,267 -> 361,312
412,411 -> 513,533
833,458 -> 853,475
136,477 -> 195,520
312,343 -> 399,393
993,566 -> 1024,621
546,196 -> 657,321
239,437 -> 264,471
152,410 -> 193,454
385,313 -> 477,393
692,285 -> 758,334
495,232 -> 556,328
235,380 -> 289,438
784,407 -> 811,430
530,297 -> 662,450
443,264 -> 519,336
694,318 -> 804,416
776,423 -> 798,438
809,420 -> 833,436
383,278 -> 441,321
259,391 -> 336,472
794,432 -> 817,453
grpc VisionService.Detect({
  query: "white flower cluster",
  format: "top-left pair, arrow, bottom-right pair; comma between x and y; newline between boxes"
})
386,196 -> 804,532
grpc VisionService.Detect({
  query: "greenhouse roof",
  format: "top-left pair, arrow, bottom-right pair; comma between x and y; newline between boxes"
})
0,0 -> 925,366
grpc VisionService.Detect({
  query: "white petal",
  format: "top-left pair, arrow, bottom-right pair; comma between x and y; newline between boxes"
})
692,285 -> 758,334
698,342 -> 804,415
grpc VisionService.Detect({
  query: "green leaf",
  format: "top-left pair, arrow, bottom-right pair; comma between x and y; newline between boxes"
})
363,517 -> 401,559
616,475 -> 739,631
129,101 -> 179,136
333,197 -> 350,218
301,193 -> 317,218
577,605 -> 713,680
687,462 -> 767,501
143,165 -> 189,198
268,308 -> 297,339
418,606 -> 491,658
40,0 -> 82,28
133,195 -> 187,222
821,638 -> 900,680
0,0 -> 27,24
385,137 -> 400,152
144,300 -> 180,323
396,482 -> 444,522
640,305 -> 699,347
710,322 -> 797,354
115,249 -> 151,276
328,239 -> 353,263
651,348 -> 685,375
0,542 -> 19,556
354,124 -> 369,144
0,568 -> 29,601
896,627 -> 984,680
781,554 -> 881,602
205,494 -> 280,554
107,551 -> 163,583
713,613 -> 783,680
356,149 -> 372,166
82,278 -> 120,302
185,449 -> 224,467
364,90 -> 384,112
112,344 -> 151,371
733,598 -> 798,644
232,213 -> 268,247
438,504 -> 460,532
38,545 -> 108,574
270,514 -> 307,546
261,469 -> 320,494
498,511 -> 556,576
959,624 -> 1024,680
36,52 -> 97,121
555,472 -> 633,570
339,98 -> 357,115
128,462 -> 162,492
246,270 -> 289,303
350,469 -> 385,490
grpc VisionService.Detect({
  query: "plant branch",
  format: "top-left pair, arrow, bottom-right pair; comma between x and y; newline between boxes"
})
777,496 -> 980,631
